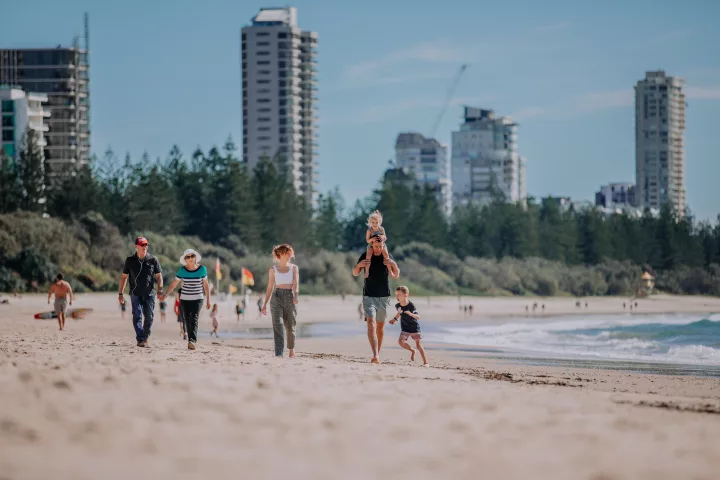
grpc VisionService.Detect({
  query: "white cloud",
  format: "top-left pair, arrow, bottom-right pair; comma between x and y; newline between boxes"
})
510,84 -> 720,122
530,22 -> 571,35
344,40 -> 480,80
572,89 -> 633,113
687,86 -> 720,100
510,106 -> 550,120
338,22 -> 571,89
335,71 -> 450,91
330,95 -> 495,125
644,28 -> 695,46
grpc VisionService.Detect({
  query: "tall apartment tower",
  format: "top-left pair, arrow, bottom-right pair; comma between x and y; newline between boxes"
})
1,87 -> 49,161
451,107 -> 526,206
634,70 -> 686,214
395,132 -> 452,216
241,7 -> 318,203
0,15 -> 90,175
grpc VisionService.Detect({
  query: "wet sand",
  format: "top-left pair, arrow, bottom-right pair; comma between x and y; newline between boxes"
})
1,293 -> 719,479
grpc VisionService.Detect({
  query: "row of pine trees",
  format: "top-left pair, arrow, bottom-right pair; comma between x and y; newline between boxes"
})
2,132 -> 720,275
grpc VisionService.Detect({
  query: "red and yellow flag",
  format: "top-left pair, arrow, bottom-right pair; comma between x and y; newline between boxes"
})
241,267 -> 254,286
215,258 -> 222,280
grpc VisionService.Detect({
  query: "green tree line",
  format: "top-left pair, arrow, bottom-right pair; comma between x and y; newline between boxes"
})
2,135 -> 720,295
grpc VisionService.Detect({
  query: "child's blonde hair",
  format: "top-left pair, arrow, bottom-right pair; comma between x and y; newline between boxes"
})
395,286 -> 409,295
367,210 -> 383,227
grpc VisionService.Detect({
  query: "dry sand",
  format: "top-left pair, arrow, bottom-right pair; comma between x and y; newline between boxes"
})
1,293 -> 720,479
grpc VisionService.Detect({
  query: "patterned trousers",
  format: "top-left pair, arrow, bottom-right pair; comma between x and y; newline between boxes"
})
269,289 -> 297,356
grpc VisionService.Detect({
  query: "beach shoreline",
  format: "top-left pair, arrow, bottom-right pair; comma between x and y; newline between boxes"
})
1,293 -> 720,479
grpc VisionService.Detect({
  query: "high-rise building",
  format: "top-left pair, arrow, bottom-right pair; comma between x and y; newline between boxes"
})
634,70 -> 686,214
395,132 -> 452,216
451,107 -> 526,206
595,182 -> 636,209
1,87 -> 49,161
241,7 -> 318,203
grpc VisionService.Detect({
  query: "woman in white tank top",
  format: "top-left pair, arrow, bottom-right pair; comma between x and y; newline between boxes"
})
261,244 -> 299,358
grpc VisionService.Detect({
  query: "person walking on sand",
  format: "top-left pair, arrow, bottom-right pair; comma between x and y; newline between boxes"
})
352,233 -> 400,364
118,237 -> 164,348
261,244 -> 299,358
163,249 -> 211,350
48,273 -> 73,331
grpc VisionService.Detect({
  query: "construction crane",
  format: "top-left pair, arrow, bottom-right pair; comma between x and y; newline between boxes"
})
429,64 -> 467,139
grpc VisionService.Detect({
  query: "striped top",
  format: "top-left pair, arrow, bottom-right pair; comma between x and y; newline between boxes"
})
176,265 -> 207,300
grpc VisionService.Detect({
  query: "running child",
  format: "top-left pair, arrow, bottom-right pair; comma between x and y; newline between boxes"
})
175,294 -> 186,340
389,286 -> 429,367
363,210 -> 390,278
210,303 -> 220,337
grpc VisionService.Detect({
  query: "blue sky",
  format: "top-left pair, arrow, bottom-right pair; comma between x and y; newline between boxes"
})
3,0 -> 720,220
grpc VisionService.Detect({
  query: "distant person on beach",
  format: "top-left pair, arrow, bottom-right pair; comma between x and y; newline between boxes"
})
163,248 -> 211,351
210,303 -> 220,337
261,244 -> 299,358
362,210 -> 391,279
159,298 -> 167,322
118,237 -> 163,348
175,294 -> 186,340
236,301 -> 244,322
352,233 -> 400,364
390,286 -> 429,367
48,273 -> 73,331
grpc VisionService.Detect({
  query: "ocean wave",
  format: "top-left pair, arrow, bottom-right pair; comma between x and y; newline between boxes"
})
431,314 -> 720,366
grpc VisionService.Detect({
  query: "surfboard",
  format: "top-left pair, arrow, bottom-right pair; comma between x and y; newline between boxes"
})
69,308 -> 93,319
33,308 -> 94,320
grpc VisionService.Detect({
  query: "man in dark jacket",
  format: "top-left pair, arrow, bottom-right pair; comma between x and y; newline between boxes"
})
118,236 -> 164,347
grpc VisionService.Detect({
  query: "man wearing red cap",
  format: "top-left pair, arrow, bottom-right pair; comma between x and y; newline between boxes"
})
118,237 -> 164,347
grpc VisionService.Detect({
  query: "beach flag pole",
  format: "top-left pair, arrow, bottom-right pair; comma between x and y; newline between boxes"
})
215,258 -> 221,297
240,268 -> 245,300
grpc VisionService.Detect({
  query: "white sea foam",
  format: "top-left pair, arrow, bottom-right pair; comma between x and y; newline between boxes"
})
427,313 -> 720,366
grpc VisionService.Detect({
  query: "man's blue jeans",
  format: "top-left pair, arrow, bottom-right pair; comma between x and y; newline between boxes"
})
130,294 -> 155,342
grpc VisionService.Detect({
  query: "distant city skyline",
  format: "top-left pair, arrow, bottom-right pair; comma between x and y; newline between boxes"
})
2,0 -> 720,219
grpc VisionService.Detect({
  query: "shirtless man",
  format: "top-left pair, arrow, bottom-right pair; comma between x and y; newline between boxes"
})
48,273 -> 73,331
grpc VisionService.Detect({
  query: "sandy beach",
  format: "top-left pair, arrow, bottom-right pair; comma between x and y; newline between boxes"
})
1,293 -> 720,479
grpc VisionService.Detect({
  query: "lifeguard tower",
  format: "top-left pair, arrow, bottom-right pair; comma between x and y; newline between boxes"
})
637,271 -> 655,297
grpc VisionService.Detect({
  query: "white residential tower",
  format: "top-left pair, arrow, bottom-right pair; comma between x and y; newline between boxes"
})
394,132 -> 452,216
0,87 -> 49,161
635,70 -> 686,214
241,7 -> 318,203
451,107 -> 526,206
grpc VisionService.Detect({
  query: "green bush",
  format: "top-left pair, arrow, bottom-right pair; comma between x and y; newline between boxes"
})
0,230 -> 21,263
0,266 -> 23,292
535,276 -> 559,296
679,268 -> 720,295
3,213 -> 716,297
9,248 -> 58,285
